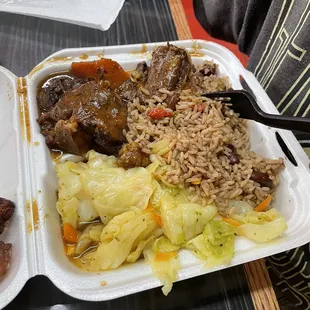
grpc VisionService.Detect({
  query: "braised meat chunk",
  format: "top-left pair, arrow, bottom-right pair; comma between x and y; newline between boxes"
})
133,61 -> 149,83
166,93 -> 180,111
198,61 -> 217,77
37,75 -> 91,113
0,198 -> 15,223
0,218 -> 4,235
54,120 -> 91,155
37,75 -> 75,112
184,60 -> 224,94
117,142 -> 151,169
144,44 -> 192,93
0,198 -> 15,235
38,81 -> 127,156
0,241 -> 12,277
116,79 -> 137,103
116,61 -> 150,103
37,58 -> 131,156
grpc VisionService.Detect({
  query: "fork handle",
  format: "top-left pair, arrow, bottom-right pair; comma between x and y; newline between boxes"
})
258,113 -> 310,134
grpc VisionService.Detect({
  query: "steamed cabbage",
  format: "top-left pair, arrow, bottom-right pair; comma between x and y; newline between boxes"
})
236,217 -> 287,243
56,197 -> 79,228
160,191 -> 217,245
80,152 -> 156,224
56,161 -> 99,228
186,220 -> 235,267
144,236 -> 181,295
56,151 -> 156,226
232,208 -> 287,242
231,207 -> 280,224
83,208 -> 160,271
55,149 -> 288,296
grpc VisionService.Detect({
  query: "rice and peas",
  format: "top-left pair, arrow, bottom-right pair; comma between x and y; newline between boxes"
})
125,63 -> 284,216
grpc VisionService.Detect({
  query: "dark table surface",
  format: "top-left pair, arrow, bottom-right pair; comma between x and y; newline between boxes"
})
0,1 -> 254,309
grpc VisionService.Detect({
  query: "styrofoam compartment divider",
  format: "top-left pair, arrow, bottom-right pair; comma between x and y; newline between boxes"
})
0,40 -> 309,308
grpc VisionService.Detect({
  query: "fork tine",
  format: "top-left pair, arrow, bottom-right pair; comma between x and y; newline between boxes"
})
205,97 -> 232,103
202,90 -> 250,104
202,91 -> 230,99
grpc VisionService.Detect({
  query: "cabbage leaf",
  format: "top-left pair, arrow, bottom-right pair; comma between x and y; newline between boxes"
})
233,208 -> 288,242
80,152 -> 156,224
84,208 -> 159,271
186,220 -> 235,267
56,151 -> 156,226
160,191 -> 217,245
231,207 -> 280,224
144,236 -> 181,295
56,162 -> 98,228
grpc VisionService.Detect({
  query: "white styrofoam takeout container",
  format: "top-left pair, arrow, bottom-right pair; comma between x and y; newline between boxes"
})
0,40 -> 309,308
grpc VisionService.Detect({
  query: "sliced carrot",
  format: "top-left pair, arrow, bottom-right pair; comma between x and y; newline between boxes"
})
70,58 -> 129,89
152,213 -> 163,227
155,251 -> 177,262
63,223 -> 78,243
223,218 -> 242,227
254,195 -> 272,212
145,204 -> 162,226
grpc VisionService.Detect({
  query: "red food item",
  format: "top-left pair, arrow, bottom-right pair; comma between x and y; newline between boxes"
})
148,108 -> 173,120
196,103 -> 206,112
70,58 -> 129,89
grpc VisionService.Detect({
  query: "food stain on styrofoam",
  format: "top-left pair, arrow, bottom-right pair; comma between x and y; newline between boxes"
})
28,63 -> 44,78
26,200 -> 32,232
43,213 -> 49,223
189,41 -> 205,57
188,50 -> 205,57
191,40 -> 203,50
132,43 -> 148,54
33,141 -> 40,146
26,199 -> 39,232
32,199 -> 39,230
48,57 -> 74,63
17,77 -> 31,143
29,57 -> 74,78
79,54 -> 89,60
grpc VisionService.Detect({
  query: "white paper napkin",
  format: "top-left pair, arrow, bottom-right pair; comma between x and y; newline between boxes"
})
0,0 -> 125,31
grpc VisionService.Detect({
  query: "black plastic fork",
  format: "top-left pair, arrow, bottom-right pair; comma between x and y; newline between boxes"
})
202,90 -> 310,134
